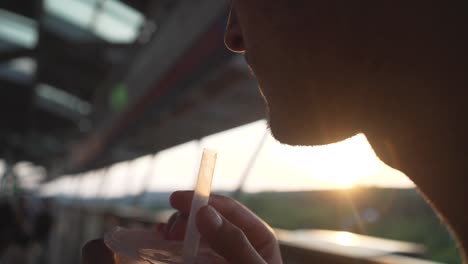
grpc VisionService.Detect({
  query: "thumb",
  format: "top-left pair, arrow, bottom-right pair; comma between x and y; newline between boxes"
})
196,206 -> 266,264
81,239 -> 114,264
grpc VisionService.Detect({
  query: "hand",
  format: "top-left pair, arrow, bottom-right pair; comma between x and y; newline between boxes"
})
160,191 -> 282,264
81,191 -> 282,264
81,239 -> 114,264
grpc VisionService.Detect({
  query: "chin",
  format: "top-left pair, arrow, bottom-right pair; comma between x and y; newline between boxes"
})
260,82 -> 359,146
269,128 -> 313,146
267,106 -> 358,147
269,118 -> 358,146
267,109 -> 321,146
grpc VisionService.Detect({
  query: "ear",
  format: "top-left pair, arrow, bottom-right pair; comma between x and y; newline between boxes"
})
225,7 -> 245,53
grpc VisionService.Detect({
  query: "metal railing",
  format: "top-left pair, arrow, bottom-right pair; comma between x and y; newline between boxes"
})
45,203 -> 441,264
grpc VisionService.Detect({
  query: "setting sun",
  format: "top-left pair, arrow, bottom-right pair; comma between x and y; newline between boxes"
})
41,120 -> 414,197
304,134 -> 382,189
251,133 -> 385,190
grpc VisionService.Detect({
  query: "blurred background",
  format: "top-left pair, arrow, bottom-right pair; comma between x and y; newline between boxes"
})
0,0 -> 461,263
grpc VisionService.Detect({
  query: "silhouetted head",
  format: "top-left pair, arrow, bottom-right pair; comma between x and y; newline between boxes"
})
225,0 -> 468,146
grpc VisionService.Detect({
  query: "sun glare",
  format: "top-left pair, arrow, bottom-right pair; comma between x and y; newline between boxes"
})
312,134 -> 382,189
334,232 -> 360,246
41,121 -> 413,197
264,133 -> 382,190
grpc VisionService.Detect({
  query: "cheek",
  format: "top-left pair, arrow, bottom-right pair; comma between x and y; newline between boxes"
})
235,0 -> 280,38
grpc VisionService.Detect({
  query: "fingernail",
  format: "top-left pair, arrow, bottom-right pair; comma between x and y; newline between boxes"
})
203,206 -> 223,230
168,213 -> 183,234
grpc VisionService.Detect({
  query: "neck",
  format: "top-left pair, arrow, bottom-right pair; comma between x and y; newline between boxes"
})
365,102 -> 468,260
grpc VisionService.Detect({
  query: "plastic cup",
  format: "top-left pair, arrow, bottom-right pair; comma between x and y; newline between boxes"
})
104,227 -> 227,264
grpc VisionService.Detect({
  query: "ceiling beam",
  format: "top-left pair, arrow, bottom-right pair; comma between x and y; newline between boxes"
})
67,0 -> 230,173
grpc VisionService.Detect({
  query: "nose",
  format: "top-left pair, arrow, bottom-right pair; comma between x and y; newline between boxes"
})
224,8 -> 245,53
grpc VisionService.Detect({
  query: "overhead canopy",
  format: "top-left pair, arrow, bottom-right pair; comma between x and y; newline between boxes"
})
0,0 -> 265,179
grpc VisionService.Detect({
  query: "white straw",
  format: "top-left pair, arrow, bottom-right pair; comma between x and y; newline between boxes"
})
183,149 -> 217,264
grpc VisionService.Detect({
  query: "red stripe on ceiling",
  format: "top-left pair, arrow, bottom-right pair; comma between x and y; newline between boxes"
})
70,20 -> 226,171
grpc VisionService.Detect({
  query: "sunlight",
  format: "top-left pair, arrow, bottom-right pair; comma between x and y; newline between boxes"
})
334,232 -> 360,247
261,133 -> 383,190
40,120 -> 414,197
312,134 -> 382,189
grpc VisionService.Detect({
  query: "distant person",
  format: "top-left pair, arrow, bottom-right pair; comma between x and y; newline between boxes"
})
83,1 -> 468,263
0,200 -> 30,264
0,201 -> 18,253
33,199 -> 53,244
32,199 -> 53,264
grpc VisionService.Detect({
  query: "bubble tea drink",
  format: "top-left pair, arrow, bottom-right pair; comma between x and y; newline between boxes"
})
105,228 -> 226,264
105,149 -> 226,264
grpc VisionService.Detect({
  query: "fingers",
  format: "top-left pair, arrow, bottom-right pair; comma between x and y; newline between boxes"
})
196,205 -> 266,264
81,239 -> 114,264
170,191 -> 276,250
161,212 -> 188,241
156,223 -> 167,234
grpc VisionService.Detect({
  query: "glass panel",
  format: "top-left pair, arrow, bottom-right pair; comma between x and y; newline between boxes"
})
45,0 -> 96,31
44,0 -> 144,43
94,0 -> 144,43
102,0 -> 143,26
0,9 -> 38,48
5,57 -> 37,76
36,83 -> 92,116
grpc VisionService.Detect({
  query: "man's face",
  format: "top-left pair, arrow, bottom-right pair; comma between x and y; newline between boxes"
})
225,1 -> 378,145
225,1 -> 442,146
